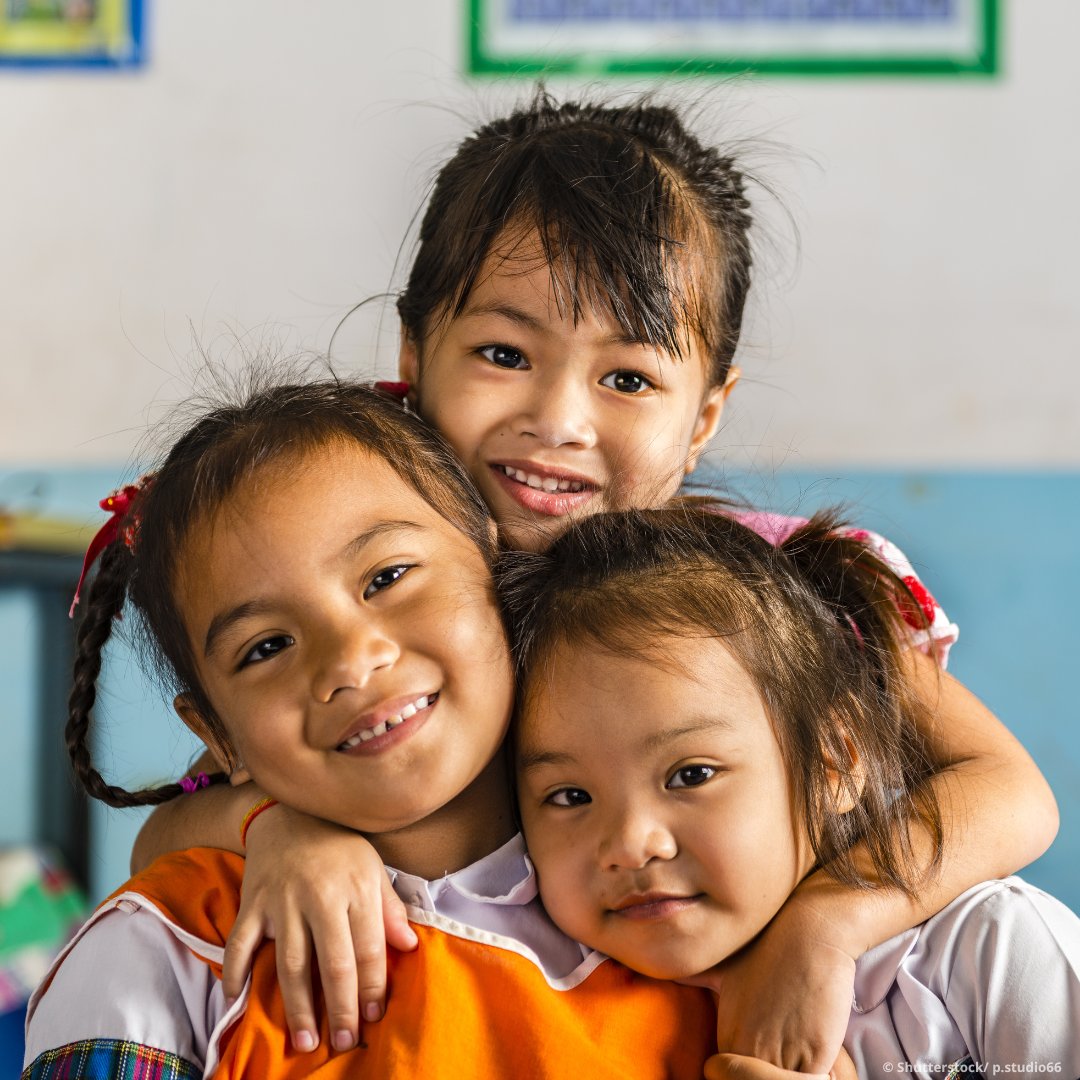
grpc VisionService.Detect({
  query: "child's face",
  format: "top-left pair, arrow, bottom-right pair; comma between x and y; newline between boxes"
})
400,230 -> 733,552
516,634 -> 816,980
175,442 -> 513,835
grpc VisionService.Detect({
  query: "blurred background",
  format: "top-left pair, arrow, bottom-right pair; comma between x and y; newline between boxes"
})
1,3 -> 1077,1052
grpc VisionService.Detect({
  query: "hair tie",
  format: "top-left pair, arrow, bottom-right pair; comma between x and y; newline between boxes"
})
374,380 -> 410,401
69,473 -> 154,618
374,380 -> 414,413
179,772 -> 211,794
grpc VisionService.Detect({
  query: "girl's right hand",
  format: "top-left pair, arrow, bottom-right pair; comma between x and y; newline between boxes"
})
705,1048 -> 856,1080
223,803 -> 419,1053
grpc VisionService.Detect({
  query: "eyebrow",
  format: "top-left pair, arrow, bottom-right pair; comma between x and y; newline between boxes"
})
202,519 -> 423,660
518,716 -> 735,773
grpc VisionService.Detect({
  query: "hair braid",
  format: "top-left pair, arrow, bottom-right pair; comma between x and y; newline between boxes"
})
66,541 -> 194,808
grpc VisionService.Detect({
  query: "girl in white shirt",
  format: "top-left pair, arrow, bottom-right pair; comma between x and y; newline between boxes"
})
506,502 -> 1080,1078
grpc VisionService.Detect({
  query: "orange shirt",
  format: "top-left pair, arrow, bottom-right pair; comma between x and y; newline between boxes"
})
118,847 -> 716,1078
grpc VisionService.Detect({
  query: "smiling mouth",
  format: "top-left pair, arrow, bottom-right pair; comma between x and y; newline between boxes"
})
609,893 -> 703,920
494,464 -> 588,494
336,692 -> 438,751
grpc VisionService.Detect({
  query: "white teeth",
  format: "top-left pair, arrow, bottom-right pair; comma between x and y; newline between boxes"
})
500,465 -> 585,494
337,694 -> 433,750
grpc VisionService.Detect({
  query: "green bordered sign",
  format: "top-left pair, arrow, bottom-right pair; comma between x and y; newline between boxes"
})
469,0 -> 997,77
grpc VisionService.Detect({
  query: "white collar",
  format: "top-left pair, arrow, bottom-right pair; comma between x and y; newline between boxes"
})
386,833 -> 538,909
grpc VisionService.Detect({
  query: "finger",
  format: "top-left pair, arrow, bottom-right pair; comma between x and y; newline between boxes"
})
381,876 -> 418,954
275,921 -> 320,1053
222,914 -> 266,1004
828,1048 -> 858,1080
348,904 -> 388,1025
310,915 -> 361,1051
704,1053 -> 828,1080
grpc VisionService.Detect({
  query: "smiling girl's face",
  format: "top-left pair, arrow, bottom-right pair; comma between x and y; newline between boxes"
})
401,230 -> 733,553
174,441 -> 514,840
516,633 -> 817,980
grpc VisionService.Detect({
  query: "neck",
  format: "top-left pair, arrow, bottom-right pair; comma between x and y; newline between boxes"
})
365,748 -> 516,880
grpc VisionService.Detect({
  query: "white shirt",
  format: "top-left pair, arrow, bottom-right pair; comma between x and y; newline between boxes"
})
847,876 -> 1080,1075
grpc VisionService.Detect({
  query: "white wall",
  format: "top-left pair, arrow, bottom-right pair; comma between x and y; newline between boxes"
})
1,2 -> 1077,470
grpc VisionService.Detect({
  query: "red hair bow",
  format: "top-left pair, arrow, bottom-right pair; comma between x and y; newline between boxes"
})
69,476 -> 153,618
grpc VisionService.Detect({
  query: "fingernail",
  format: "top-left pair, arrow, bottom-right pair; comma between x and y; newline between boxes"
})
332,1029 -> 354,1052
406,928 -> 419,946
294,1030 -> 316,1053
363,1001 -> 382,1022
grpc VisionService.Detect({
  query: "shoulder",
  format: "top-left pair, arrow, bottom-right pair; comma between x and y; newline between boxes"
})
853,878 -> 1080,1071
23,886 -> 228,1076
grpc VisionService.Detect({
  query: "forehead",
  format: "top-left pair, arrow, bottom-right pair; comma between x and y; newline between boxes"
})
518,635 -> 766,753
216,442 -> 434,532
176,442 -> 478,615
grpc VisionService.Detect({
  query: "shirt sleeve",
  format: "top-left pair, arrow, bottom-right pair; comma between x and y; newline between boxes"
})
839,526 -> 959,668
23,902 -> 223,1078
934,878 -> 1080,1072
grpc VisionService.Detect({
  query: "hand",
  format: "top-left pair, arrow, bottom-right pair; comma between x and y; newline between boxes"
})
703,889 -> 857,1074
222,804 -> 418,1053
705,1047 -> 856,1080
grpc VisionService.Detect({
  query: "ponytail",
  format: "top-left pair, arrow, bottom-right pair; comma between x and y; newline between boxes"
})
776,513 -> 945,891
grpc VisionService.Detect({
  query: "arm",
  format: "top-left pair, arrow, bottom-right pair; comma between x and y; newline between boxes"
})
132,769 -> 253,872
708,650 -> 1059,1073
131,779 -> 417,1055
23,905 -> 214,1079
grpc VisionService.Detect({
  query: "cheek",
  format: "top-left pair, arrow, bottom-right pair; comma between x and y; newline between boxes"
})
530,832 -> 593,931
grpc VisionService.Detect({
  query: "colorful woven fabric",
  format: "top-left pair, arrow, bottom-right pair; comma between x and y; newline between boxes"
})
22,1038 -> 200,1080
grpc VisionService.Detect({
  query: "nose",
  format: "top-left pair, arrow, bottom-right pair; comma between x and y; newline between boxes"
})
599,804 -> 677,871
515,367 -> 597,449
310,612 -> 399,703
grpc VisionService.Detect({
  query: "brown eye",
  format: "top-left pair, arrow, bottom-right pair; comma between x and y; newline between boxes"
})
667,765 -> 716,790
547,787 -> 591,808
600,370 -> 652,395
479,344 -> 528,370
363,565 -> 412,599
241,635 -> 294,668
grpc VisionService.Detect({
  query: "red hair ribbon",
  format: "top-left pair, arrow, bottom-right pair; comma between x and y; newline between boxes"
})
69,475 -> 153,619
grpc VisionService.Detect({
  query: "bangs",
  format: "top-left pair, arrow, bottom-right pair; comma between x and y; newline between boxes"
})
412,119 -> 718,365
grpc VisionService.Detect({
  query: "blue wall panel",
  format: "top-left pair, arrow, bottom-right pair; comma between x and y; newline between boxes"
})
3,466 -> 1078,909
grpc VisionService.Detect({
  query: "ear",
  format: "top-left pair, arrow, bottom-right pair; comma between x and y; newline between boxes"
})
824,727 -> 865,816
173,694 -> 251,786
398,324 -> 420,384
684,366 -> 740,475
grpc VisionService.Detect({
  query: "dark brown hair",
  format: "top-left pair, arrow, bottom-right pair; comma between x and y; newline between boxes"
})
498,501 -> 945,895
68,378 -> 496,808
397,89 -> 753,387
